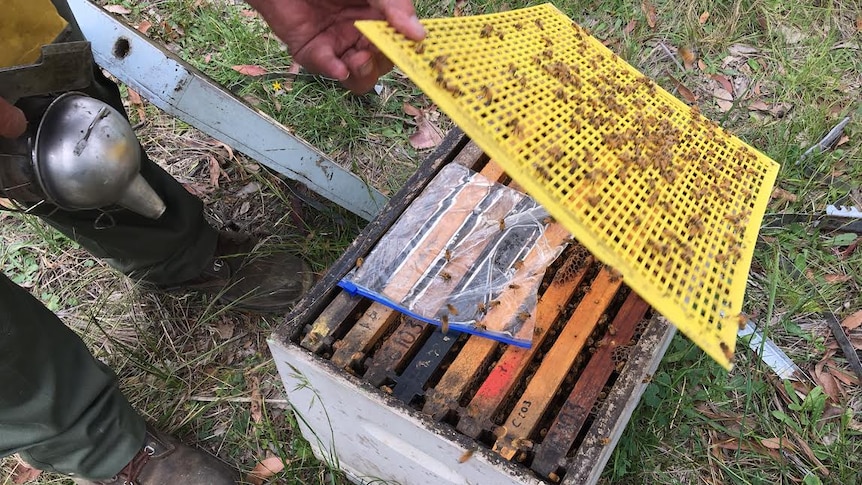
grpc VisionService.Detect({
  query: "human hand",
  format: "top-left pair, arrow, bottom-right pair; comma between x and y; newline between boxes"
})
248,0 -> 426,94
0,97 -> 26,138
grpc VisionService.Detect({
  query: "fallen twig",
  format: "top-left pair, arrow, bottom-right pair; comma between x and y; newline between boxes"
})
824,312 -> 862,381
796,116 -> 851,164
190,396 -> 290,406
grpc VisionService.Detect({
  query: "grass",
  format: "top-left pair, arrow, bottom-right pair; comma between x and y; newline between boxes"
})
2,0 -> 861,484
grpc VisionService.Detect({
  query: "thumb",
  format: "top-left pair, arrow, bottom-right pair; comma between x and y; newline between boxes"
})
368,0 -> 426,41
0,98 -> 27,138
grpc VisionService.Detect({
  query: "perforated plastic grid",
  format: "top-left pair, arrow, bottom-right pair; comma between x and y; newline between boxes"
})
357,3 -> 780,369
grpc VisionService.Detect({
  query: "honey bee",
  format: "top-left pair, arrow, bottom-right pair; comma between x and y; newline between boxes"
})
535,18 -> 545,30
542,49 -> 554,59
736,313 -> 749,330
609,268 -> 623,282
413,42 -> 426,54
715,253 -> 729,263
681,245 -> 695,263
719,341 -> 733,361
441,314 -> 450,335
542,36 -> 554,47
477,302 -> 487,313
554,87 -> 566,101
599,437 -> 612,446
508,63 -> 518,76
458,447 -> 476,463
480,24 -> 495,38
480,85 -> 494,105
355,257 -> 364,268
506,117 -> 524,137
518,75 -> 528,88
446,303 -> 459,316
533,327 -> 544,337
548,145 -> 565,162
497,30 -> 505,40
430,55 -> 449,72
513,259 -> 525,271
440,271 -> 452,281
444,248 -> 452,261
499,218 -> 506,231
517,311 -> 531,321
647,192 -> 659,206
474,322 -> 488,331
514,22 -> 523,30
489,299 -> 502,308
439,79 -> 463,97
532,55 -> 543,66
724,210 -> 750,225
508,283 -> 521,289
587,193 -> 602,206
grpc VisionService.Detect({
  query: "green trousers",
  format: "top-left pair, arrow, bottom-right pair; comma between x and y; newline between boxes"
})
0,0 -> 218,479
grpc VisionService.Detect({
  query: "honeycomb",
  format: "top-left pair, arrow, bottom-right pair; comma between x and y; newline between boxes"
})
356,3 -> 780,369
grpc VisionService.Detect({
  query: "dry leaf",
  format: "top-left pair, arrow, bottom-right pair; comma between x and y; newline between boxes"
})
203,52 -> 213,63
857,14 -> 862,32
760,437 -> 792,450
208,156 -> 224,188
710,74 -> 734,95
841,309 -> 862,331
127,88 -> 146,121
679,47 -> 697,70
11,458 -> 42,484
182,182 -> 213,198
823,273 -> 851,283
240,9 -> 259,18
770,187 -> 798,203
623,19 -> 638,35
236,181 -> 261,198
699,11 -> 710,25
642,0 -> 658,29
665,71 -> 697,103
814,358 -> 842,401
137,20 -> 153,34
104,5 -> 132,14
836,134 -> 850,147
749,100 -> 770,111
828,366 -> 860,386
232,64 -> 269,76
454,0 -> 467,17
249,376 -> 263,423
403,103 -> 444,150
215,321 -> 234,339
246,454 -> 286,485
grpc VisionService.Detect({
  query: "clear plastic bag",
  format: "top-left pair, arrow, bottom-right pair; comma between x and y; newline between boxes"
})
339,163 -> 566,347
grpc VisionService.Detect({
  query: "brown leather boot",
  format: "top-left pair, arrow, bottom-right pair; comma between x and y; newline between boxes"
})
176,231 -> 315,313
73,426 -> 238,485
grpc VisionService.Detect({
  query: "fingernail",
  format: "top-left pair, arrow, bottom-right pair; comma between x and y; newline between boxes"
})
358,60 -> 375,78
410,15 -> 426,37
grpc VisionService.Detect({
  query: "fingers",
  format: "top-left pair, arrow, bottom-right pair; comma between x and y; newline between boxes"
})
299,40 -> 351,81
368,0 -> 426,41
341,49 -> 393,94
0,98 -> 26,139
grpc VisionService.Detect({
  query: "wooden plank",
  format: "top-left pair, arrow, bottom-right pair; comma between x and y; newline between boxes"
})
391,187 -> 545,402
330,162 -> 509,369
492,268 -> 623,459
277,129 -> 468,344
563,317 -> 675,485
421,226 -> 579,419
531,292 -> 649,478
363,316 -> 435,386
300,291 -> 363,353
456,251 -> 594,439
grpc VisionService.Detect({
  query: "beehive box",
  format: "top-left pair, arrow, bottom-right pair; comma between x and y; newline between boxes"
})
269,130 -> 676,485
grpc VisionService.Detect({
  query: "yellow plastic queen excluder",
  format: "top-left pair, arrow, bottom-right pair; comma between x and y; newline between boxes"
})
357,3 -> 780,369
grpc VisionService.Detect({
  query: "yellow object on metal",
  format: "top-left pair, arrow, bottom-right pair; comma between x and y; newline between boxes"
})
357,3 -> 779,369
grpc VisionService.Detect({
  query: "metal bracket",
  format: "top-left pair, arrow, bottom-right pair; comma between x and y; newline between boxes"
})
66,0 -> 388,220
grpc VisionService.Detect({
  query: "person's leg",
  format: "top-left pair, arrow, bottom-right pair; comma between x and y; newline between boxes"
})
0,271 -> 145,479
